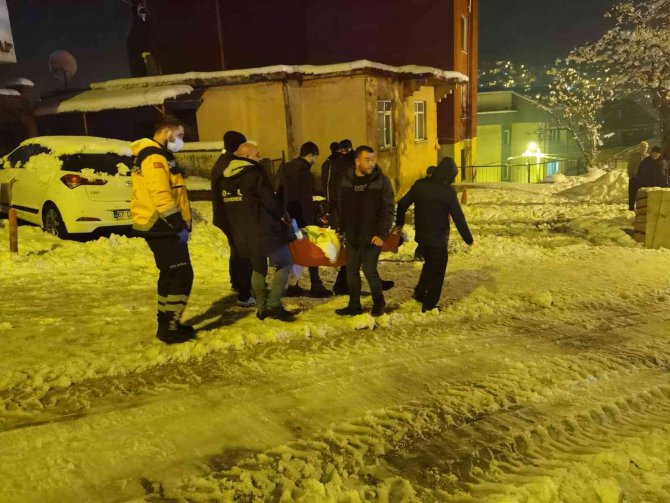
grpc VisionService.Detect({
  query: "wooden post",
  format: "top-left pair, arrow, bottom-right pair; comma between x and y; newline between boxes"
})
460,187 -> 468,205
9,208 -> 18,253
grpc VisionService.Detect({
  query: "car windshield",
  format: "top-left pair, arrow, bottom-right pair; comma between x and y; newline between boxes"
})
60,153 -> 133,176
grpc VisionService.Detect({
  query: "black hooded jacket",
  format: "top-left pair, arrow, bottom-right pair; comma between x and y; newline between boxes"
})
321,151 -> 343,201
218,158 -> 289,258
636,156 -> 669,190
211,151 -> 236,232
279,157 -> 315,227
396,158 -> 473,247
337,165 -> 395,248
327,150 -> 355,227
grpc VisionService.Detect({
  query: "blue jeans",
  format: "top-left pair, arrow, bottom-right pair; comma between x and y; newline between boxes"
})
250,245 -> 292,312
346,244 -> 383,307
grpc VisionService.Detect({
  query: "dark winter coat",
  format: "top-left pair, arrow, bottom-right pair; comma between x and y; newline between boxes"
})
327,150 -> 355,228
218,158 -> 290,258
636,156 -> 669,190
211,150 -> 235,233
279,157 -> 315,227
321,152 -> 343,202
337,165 -> 395,249
396,158 -> 473,247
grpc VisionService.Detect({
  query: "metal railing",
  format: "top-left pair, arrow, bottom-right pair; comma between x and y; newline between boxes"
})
460,159 -> 586,184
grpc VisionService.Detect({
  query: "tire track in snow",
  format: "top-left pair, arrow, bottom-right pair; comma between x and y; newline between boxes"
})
153,307 -> 670,502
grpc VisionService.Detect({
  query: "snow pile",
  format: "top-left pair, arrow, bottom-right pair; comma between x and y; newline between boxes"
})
184,175 -> 211,191
303,226 -> 341,263
2,182 -> 670,502
21,136 -> 131,157
559,168 -> 628,204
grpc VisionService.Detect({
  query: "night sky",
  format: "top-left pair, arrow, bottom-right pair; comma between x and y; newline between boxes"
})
1,0 -> 618,96
0,0 -> 131,96
479,0 -> 615,65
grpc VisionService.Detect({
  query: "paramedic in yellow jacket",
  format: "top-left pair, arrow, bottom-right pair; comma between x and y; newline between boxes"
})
131,116 -> 195,344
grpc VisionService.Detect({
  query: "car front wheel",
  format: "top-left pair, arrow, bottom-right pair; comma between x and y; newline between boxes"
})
42,203 -> 68,238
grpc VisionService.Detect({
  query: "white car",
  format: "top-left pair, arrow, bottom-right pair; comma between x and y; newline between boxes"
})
0,136 -> 133,237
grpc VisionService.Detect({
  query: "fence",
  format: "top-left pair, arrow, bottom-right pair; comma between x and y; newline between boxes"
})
461,159 -> 586,184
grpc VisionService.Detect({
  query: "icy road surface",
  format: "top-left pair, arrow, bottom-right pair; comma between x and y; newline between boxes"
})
1,169 -> 669,502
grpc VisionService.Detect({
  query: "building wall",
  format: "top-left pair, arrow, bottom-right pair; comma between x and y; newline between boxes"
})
287,75 -> 368,159
196,82 -> 289,160
193,74 -> 442,196
477,124 -> 502,167
360,77 -> 439,196
130,0 -> 478,184
397,86 -> 439,196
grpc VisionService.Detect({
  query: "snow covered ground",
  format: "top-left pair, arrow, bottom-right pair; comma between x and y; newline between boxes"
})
1,167 -> 669,502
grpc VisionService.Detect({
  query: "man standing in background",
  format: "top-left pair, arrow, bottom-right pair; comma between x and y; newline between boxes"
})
280,141 -> 333,298
627,141 -> 648,211
211,130 -> 254,307
220,142 -> 296,321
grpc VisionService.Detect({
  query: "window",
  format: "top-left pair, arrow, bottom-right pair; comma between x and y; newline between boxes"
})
60,154 -> 133,175
547,128 -> 561,143
377,100 -> 394,148
461,85 -> 468,115
461,15 -> 468,53
6,144 -> 50,168
414,101 -> 427,141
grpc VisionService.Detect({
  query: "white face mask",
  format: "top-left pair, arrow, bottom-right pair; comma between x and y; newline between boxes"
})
167,137 -> 184,153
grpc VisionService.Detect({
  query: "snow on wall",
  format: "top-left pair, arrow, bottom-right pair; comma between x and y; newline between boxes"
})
91,60 -> 469,90
34,85 -> 193,116
21,136 -> 132,156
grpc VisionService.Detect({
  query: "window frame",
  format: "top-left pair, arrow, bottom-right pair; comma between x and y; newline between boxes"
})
377,99 -> 394,149
414,100 -> 427,142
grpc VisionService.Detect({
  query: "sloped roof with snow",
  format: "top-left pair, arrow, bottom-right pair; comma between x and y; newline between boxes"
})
34,85 -> 193,116
4,78 -> 35,88
91,60 -> 469,90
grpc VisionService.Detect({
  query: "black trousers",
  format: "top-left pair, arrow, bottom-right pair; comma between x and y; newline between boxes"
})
415,245 -> 448,311
145,236 -> 194,320
229,253 -> 252,299
628,177 -> 637,211
308,266 -> 322,286
346,244 -> 383,306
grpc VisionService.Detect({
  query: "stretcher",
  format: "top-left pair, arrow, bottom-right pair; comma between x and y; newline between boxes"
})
288,231 -> 402,267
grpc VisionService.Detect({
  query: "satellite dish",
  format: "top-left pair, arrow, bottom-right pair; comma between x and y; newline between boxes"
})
48,50 -> 78,88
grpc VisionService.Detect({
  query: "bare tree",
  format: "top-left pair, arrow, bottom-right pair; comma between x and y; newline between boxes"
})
541,61 -> 614,168
571,0 -> 670,156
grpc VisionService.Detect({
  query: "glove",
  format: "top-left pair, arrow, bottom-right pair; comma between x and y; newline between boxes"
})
177,228 -> 190,244
165,211 -> 186,230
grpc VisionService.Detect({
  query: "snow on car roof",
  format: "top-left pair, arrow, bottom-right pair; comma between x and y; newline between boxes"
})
21,136 -> 132,156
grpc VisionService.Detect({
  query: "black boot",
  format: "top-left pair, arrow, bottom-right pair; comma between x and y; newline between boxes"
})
285,284 -> 308,297
381,279 -> 395,291
336,304 -> 363,316
371,301 -> 386,317
156,312 -> 196,344
310,282 -> 334,298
